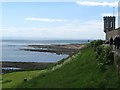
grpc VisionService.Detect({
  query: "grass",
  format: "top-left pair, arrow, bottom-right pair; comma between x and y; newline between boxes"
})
2,70 -> 47,88
2,47 -> 120,89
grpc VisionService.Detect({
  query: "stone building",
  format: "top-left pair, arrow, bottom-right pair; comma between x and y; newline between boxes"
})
103,16 -> 120,40
103,16 -> 120,72
103,1 -> 120,74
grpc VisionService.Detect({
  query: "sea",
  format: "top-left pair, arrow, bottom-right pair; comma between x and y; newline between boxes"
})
1,40 -> 89,62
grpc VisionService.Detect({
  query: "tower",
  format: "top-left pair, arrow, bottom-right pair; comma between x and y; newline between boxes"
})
103,16 -> 116,40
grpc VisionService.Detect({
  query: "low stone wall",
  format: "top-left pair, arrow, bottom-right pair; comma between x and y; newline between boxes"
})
114,50 -> 120,74
107,28 -> 120,40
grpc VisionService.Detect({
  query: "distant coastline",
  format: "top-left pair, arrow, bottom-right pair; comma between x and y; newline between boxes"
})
1,44 -> 85,73
2,40 -> 89,62
21,44 -> 85,55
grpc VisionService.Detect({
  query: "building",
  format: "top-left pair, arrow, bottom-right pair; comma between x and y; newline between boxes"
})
103,1 -> 120,74
103,16 -> 120,73
103,16 -> 120,40
104,1 -> 120,40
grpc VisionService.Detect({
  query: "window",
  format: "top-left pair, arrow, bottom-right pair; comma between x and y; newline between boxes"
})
110,22 -> 113,28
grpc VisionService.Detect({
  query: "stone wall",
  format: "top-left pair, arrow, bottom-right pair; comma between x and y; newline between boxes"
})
114,51 -> 120,74
107,28 -> 120,40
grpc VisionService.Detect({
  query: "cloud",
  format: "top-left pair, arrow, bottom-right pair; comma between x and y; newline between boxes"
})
76,1 -> 118,7
25,18 -> 69,22
101,13 -> 118,17
2,20 -> 105,40
101,13 -> 114,16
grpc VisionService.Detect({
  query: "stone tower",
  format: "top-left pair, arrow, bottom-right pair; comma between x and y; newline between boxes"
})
103,16 -> 116,40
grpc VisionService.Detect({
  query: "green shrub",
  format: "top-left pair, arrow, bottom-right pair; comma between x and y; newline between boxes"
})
90,40 -> 113,71
96,46 -> 113,71
90,40 -> 103,51
104,46 -> 113,64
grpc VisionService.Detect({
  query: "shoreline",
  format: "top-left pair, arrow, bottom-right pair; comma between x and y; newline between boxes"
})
1,61 -> 56,74
1,44 -> 85,73
21,44 -> 85,55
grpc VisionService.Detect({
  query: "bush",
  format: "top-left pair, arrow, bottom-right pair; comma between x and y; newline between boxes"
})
96,46 -> 113,71
104,46 -> 113,64
90,40 -> 114,71
90,40 -> 103,51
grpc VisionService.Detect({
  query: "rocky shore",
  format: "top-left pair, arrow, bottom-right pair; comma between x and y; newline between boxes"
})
2,44 -> 85,74
21,44 -> 85,56
1,61 -> 55,74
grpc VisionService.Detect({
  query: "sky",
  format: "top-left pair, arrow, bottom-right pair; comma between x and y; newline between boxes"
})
1,0 -> 120,40
118,1 -> 120,27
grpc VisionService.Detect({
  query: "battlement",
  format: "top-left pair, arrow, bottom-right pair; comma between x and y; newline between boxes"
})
104,16 -> 116,21
104,16 -> 116,18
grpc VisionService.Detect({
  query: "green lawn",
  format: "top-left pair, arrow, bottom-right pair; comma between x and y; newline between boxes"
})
2,47 -> 120,89
2,70 -> 47,88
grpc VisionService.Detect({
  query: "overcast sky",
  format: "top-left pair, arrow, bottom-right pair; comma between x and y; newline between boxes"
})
1,0 -> 120,40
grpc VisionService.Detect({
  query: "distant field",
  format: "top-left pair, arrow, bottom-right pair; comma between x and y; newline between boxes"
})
2,47 -> 120,89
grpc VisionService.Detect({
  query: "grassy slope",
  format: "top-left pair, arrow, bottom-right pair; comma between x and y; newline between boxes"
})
2,70 -> 47,88
16,47 -> 119,88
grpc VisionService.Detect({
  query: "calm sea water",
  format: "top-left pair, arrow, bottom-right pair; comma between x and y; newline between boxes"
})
1,40 -> 89,62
